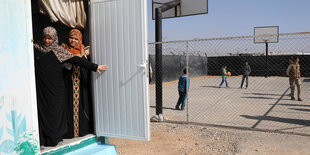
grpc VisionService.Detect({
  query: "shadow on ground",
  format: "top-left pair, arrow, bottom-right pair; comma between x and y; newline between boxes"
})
275,103 -> 310,107
200,86 -> 239,89
244,93 -> 283,96
241,96 -> 277,100
241,115 -> 310,126
289,108 -> 310,112
302,79 -> 310,82
150,106 -> 177,110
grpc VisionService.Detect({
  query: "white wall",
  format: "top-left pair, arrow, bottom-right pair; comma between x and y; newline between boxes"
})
0,0 -> 39,154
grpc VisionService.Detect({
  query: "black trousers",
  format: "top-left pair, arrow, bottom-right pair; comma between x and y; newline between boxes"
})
175,90 -> 186,110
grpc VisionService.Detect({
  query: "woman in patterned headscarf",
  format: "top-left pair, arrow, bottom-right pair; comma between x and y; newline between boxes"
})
34,27 -> 108,147
61,29 -> 94,139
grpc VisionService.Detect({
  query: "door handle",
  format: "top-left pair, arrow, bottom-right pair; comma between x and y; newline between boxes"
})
136,63 -> 146,69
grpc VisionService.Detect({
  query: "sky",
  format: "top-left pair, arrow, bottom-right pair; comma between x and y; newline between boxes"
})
147,0 -> 310,42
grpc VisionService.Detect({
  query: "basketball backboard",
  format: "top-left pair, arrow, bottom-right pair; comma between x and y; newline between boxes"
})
152,0 -> 208,19
254,26 -> 279,43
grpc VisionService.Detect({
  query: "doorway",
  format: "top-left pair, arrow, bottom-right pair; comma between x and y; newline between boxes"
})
30,0 -> 96,153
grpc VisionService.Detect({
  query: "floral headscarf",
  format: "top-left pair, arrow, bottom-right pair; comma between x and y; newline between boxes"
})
61,29 -> 85,55
34,26 -> 74,63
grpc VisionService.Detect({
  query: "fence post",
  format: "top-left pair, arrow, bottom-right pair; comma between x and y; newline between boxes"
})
186,41 -> 189,124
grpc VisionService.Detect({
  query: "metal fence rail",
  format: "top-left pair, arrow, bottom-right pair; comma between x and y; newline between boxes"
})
149,32 -> 310,136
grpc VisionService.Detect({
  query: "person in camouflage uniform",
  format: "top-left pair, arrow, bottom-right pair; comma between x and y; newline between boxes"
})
287,57 -> 294,96
286,57 -> 302,101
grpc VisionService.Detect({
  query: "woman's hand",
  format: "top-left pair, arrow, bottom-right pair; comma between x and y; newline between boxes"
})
97,65 -> 108,74
83,46 -> 90,56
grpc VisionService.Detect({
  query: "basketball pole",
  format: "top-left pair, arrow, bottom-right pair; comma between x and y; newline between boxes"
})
155,7 -> 162,115
155,0 -> 180,116
265,41 -> 269,78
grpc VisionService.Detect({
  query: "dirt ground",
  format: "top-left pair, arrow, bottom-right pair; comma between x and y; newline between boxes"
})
110,122 -> 310,155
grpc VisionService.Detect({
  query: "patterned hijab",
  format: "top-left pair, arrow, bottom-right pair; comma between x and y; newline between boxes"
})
61,29 -> 85,56
34,26 -> 74,63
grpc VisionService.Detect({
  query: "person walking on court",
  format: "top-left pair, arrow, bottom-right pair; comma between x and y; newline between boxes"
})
219,65 -> 229,88
286,57 -> 302,101
240,61 -> 251,89
175,68 -> 190,111
287,57 -> 294,96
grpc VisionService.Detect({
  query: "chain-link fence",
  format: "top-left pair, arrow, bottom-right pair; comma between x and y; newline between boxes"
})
149,32 -> 310,136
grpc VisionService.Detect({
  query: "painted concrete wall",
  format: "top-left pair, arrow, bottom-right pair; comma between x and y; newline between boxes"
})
0,0 -> 40,154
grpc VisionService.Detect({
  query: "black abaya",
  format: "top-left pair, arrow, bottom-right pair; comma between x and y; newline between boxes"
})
63,56 -> 94,138
34,49 -> 97,146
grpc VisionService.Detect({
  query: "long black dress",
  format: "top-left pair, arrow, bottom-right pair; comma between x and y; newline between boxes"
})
63,56 -> 94,138
34,49 -> 97,146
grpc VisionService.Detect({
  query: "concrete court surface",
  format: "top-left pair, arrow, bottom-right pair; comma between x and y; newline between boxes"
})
149,76 -> 310,135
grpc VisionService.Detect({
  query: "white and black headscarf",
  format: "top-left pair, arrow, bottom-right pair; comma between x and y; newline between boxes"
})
34,26 -> 74,63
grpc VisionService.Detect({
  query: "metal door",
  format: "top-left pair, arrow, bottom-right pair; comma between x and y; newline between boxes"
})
90,0 -> 150,141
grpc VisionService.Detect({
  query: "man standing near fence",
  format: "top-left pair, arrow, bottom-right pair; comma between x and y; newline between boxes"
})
286,57 -> 302,101
175,68 -> 189,111
240,61 -> 251,89
287,57 -> 294,96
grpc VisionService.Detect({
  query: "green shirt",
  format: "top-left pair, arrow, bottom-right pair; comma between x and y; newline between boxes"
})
222,68 -> 227,77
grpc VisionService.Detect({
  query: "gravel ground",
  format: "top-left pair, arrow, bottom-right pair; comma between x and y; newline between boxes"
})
110,122 -> 310,155
111,77 -> 310,154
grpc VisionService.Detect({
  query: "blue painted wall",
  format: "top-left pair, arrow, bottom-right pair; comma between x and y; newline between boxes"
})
0,0 -> 40,154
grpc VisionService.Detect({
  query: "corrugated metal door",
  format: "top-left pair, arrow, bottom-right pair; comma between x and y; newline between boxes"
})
90,0 -> 150,141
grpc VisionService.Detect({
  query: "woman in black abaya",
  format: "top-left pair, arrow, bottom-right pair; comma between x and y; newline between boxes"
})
33,26 -> 108,146
61,29 -> 94,138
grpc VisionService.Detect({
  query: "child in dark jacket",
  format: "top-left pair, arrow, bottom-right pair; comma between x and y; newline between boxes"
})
175,69 -> 189,110
240,61 -> 251,89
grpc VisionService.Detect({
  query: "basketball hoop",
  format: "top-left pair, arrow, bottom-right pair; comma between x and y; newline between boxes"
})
254,26 -> 279,43
152,0 -> 208,19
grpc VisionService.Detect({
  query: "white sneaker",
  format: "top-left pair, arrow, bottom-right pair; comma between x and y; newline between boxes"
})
150,114 -> 166,122
159,114 -> 164,122
150,115 -> 160,122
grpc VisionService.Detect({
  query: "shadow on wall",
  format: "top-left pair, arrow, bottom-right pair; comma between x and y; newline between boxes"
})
149,55 -> 208,83
148,54 -> 310,83
207,55 -> 310,77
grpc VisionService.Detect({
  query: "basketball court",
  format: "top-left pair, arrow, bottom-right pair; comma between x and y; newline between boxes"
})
149,76 -> 310,135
